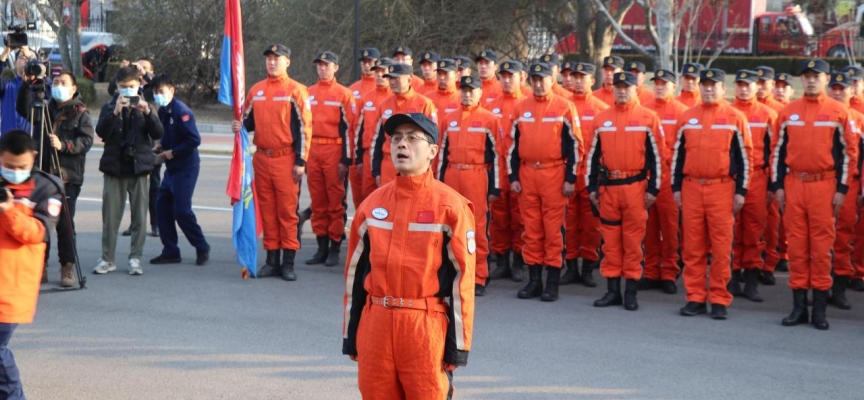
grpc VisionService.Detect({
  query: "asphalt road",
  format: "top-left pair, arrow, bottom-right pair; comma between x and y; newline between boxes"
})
14,151 -> 864,400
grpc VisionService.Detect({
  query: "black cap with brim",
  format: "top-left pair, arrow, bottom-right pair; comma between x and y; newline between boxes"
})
830,71 -> 852,88
734,69 -> 759,84
700,69 -> 726,83
392,46 -> 412,57
419,51 -> 440,64
541,54 -> 561,64
263,44 -> 291,58
475,50 -> 499,63
572,62 -> 596,75
384,63 -> 413,78
528,63 -> 552,78
498,60 -> 523,74
373,57 -> 394,71
653,69 -> 676,83
436,59 -> 457,72
314,51 -> 339,64
460,76 -> 481,89
841,65 -> 863,81
384,113 -> 439,144
776,72 -> 793,85
681,63 -> 703,78
755,66 -> 775,81
613,71 -> 638,86
454,56 -> 472,69
627,61 -> 646,73
603,56 -> 624,69
801,59 -> 830,75
359,47 -> 380,60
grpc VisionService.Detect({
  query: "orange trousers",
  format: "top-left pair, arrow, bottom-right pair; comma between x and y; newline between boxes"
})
519,166 -> 568,268
733,172 -> 768,271
853,206 -> 864,279
644,172 -> 679,280
307,143 -> 347,242
833,178 -> 860,277
443,168 -> 490,285
253,153 -> 300,251
356,303 -> 452,400
565,179 -> 600,262
489,188 -> 524,254
764,201 -> 783,270
597,181 -> 647,280
784,176 -> 836,291
349,164 -> 365,209
681,179 -> 735,306
359,152 -> 378,200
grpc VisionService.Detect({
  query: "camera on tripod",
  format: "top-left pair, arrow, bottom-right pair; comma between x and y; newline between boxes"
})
4,25 -> 28,48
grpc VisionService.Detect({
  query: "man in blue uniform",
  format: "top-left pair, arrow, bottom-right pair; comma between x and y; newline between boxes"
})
147,75 -> 210,266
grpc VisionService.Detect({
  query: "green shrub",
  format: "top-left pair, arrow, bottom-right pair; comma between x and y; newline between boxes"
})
75,77 -> 97,106
564,53 -> 864,75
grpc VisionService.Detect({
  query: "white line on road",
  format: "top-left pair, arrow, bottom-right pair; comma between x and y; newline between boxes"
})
78,197 -> 233,212
88,147 -> 233,159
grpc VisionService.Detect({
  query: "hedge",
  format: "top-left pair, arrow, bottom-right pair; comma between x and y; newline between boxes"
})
75,77 -> 97,106
563,54 -> 864,75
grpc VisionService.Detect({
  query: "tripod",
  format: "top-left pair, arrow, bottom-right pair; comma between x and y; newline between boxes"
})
28,88 -> 87,293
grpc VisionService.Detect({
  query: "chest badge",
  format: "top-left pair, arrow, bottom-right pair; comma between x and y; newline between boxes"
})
449,121 -> 458,127
688,118 -> 699,125
365,101 -> 373,107
603,121 -> 612,127
256,90 -> 264,96
371,207 -> 389,220
492,108 -> 500,114
384,109 -> 393,115
790,114 -> 800,121
523,111 -> 532,118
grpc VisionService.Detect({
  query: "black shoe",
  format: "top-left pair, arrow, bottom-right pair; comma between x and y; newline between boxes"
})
637,278 -> 660,291
489,251 -> 512,280
258,250 -> 282,277
811,289 -> 830,330
680,302 -> 707,316
775,259 -> 789,272
149,255 -> 181,265
517,265 -> 544,299
710,304 -> 728,320
759,270 -> 776,286
829,276 -> 852,310
325,239 -> 342,267
510,253 -> 525,283
594,277 -> 623,307
195,245 -> 210,266
728,269 -> 743,297
281,249 -> 297,281
660,280 -> 678,294
624,279 -> 638,310
297,208 -> 312,237
742,269 -> 764,302
541,267 -> 561,302
305,236 -> 329,265
782,289 -> 809,326
489,253 -> 498,263
149,227 -> 160,237
475,284 -> 486,297
121,226 -> 132,236
849,278 -> 864,292
581,260 -> 598,288
559,259 -> 581,285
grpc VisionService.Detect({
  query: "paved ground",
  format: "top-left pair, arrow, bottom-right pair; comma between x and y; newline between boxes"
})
14,151 -> 864,400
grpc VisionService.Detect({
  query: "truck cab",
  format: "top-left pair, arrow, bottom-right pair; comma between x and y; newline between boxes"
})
753,7 -> 816,56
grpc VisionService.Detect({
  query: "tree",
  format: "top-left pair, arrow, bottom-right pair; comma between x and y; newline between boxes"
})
34,0 -> 85,76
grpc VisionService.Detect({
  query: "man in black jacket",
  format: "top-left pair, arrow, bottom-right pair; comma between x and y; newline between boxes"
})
16,71 -> 94,287
94,66 -> 163,276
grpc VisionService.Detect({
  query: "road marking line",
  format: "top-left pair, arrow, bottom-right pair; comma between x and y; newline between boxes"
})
88,147 -> 233,160
78,197 -> 233,212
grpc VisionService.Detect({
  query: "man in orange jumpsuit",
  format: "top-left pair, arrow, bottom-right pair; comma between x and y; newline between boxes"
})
0,131 -> 63,399
233,44 -> 312,281
370,64 -> 437,188
673,68 -> 752,320
454,56 -> 473,79
475,50 -> 503,106
772,72 -> 795,105
347,48 -> 380,211
562,62 -> 608,287
392,46 -> 424,88
537,53 -> 570,97
755,66 -> 787,112
771,59 -> 857,331
594,56 -> 623,106
676,63 -> 702,108
625,61 -> 655,104
342,113 -> 475,400
641,69 -> 688,294
587,71 -> 664,311
729,69 -> 778,303
509,63 -> 583,302
430,59 -> 461,128
354,58 -> 393,202
305,51 -> 355,267
418,51 -> 441,96
560,61 -> 578,93
841,65 -> 864,292
488,61 -> 528,282
438,76 -> 501,296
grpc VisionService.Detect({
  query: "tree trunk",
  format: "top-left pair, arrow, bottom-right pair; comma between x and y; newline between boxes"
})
654,0 -> 674,70
70,1 -> 83,77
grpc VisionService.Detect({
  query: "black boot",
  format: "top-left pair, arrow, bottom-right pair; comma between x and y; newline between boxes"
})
742,269 -> 763,302
781,289 -> 809,326
759,270 -> 776,285
624,279 -> 638,311
811,289 -> 830,330
560,259 -> 582,285
324,239 -> 342,267
541,267 -> 561,302
305,236 -> 329,265
281,250 -> 297,281
489,251 -> 512,279
637,278 -> 660,291
593,277 -> 623,307
775,259 -> 789,272
258,250 -> 282,277
581,260 -> 597,288
829,276 -> 852,310
517,265 -> 544,299
727,269 -> 743,297
849,278 -> 864,292
510,253 -> 525,282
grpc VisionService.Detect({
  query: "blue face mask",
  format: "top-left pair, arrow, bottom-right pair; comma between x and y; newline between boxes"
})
118,87 -> 138,98
51,86 -> 73,103
153,94 -> 170,107
1,166 -> 31,184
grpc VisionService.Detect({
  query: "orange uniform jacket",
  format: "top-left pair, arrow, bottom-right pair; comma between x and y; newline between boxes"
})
349,75 -> 376,101
850,95 -> 864,114
759,96 -> 786,113
644,97 -> 689,164
437,104 -> 502,196
370,89 -> 438,179
593,86 -> 615,108
635,86 -> 654,105
420,79 -> 439,96
570,92 -> 611,173
0,172 -> 63,324
480,77 -> 503,107
429,85 -> 461,127
488,90 -> 527,187
244,74 -> 313,166
676,90 -> 701,108
508,93 -> 583,184
308,79 -> 355,164
353,86 -> 392,165
553,83 -> 571,98
731,98 -> 778,172
342,169 -> 476,365
672,100 -> 753,196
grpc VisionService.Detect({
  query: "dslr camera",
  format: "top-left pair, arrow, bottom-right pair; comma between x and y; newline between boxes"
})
4,25 -> 27,48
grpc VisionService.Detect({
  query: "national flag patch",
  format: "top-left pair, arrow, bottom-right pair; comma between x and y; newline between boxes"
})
749,116 -> 761,123
417,210 -> 435,223
182,114 -> 190,122
629,120 -> 639,126
545,112 -> 557,117
715,119 -> 726,124
818,115 -> 829,121
471,121 -> 482,127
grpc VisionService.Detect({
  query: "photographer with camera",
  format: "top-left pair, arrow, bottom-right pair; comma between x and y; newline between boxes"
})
0,45 -> 36,134
16,71 -> 94,288
94,66 -> 163,276
0,130 -> 64,399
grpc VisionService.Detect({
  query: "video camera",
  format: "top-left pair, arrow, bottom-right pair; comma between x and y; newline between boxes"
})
4,25 -> 27,48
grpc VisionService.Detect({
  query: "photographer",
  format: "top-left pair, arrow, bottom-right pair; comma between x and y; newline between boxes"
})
0,130 -> 64,399
0,46 -> 36,134
94,66 -> 163,276
16,71 -> 94,288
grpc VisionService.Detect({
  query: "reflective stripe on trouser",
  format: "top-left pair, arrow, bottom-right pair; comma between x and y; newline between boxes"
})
489,188 -> 524,254
784,176 -> 835,291
357,304 -> 453,400
764,199 -> 782,270
833,178 -> 860,277
308,143 -> 348,242
444,168 -> 490,285
519,166 -> 568,268
681,178 -> 734,306
349,164 -> 365,210
732,172 -> 768,271
253,152 -> 301,250
598,181 -> 647,280
643,171 -> 680,280
565,179 -> 600,262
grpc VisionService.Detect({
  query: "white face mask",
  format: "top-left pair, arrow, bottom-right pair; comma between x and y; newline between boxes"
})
153,94 -> 170,107
118,87 -> 138,97
1,166 -> 30,184
52,86 -> 73,103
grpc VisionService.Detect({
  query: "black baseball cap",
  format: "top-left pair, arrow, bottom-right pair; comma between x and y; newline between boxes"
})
528,63 -> 552,78
384,63 -> 413,77
436,59 -> 457,72
476,50 -> 499,63
573,62 -> 596,75
460,76 -> 481,89
373,57 -> 394,71
776,72 -> 793,85
498,60 -> 523,74
359,47 -> 380,61
613,71 -> 638,86
627,61 -> 646,73
314,51 -> 339,64
841,65 -> 863,81
540,54 -> 561,65
700,69 -> 726,83
392,46 -> 412,57
384,113 -> 439,144
829,71 -> 852,88
602,56 -> 624,69
419,51 -> 440,64
263,44 -> 291,58
453,56 -> 472,70
652,69 -> 676,83
755,66 -> 775,81
801,59 -> 830,74
681,63 -> 703,78
734,69 -> 759,84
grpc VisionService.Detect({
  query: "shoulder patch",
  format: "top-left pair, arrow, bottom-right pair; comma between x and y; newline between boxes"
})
182,114 -> 190,122
47,198 -> 62,217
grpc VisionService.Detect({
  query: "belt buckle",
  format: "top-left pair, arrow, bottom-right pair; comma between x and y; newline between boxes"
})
264,148 -> 273,157
381,296 -> 403,309
699,178 -> 708,185
533,162 -> 540,169
456,163 -> 466,170
798,172 -> 809,181
610,170 -> 622,178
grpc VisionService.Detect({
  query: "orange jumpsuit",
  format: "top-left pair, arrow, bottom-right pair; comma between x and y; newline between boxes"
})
642,96 -> 689,280
308,79 -> 355,242
635,86 -> 654,105
771,93 -> 856,291
587,100 -> 663,280
851,95 -> 864,280
488,90 -> 526,256
566,92 -> 609,264
349,76 -> 377,101
342,169 -> 475,400
593,86 -> 615,107
521,85 -> 533,98
759,95 -> 789,271
438,104 -> 502,285
480,77 -> 503,107
832,106 -> 863,278
553,83 -> 571,98
508,93 -> 583,268
419,78 -> 439,97
245,74 -> 313,251
370,89 -> 437,186
730,98 -> 778,273
353,85 -> 392,202
348,76 -> 378,207
672,100 -> 753,306
676,90 -> 701,108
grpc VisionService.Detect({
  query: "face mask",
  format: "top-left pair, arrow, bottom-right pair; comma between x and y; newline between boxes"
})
118,88 -> 138,97
1,166 -> 30,184
153,94 -> 170,107
51,86 -> 73,103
